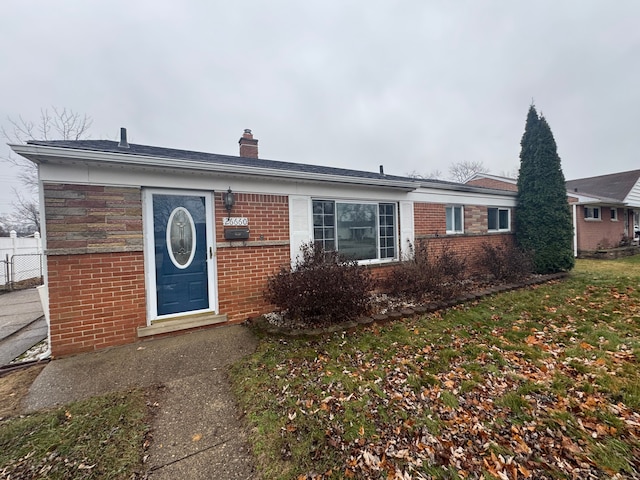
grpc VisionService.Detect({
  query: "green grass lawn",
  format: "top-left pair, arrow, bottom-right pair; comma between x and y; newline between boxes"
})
232,257 -> 640,479
0,390 -> 149,479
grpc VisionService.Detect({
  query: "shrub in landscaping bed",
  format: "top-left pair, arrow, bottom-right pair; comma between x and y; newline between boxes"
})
264,242 -> 373,327
381,239 -> 467,303
478,240 -> 533,283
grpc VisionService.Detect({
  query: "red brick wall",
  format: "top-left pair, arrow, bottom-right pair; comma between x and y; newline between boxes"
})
466,178 -> 518,192
215,192 -> 289,242
412,201 -> 515,276
414,202 -> 513,236
214,192 -> 291,321
417,234 -> 515,276
43,184 -> 146,356
47,252 -> 146,357
414,203 -> 446,235
217,246 -> 291,321
576,206 -> 626,251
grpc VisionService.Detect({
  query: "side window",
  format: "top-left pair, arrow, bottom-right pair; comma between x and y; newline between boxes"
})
488,207 -> 510,231
378,203 -> 396,259
610,208 -> 618,221
584,206 -> 600,220
446,206 -> 463,234
312,200 -> 335,251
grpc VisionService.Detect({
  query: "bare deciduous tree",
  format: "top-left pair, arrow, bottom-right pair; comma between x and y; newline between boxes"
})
1,107 -> 92,232
406,169 -> 443,180
2,107 -> 92,190
448,160 -> 489,183
12,191 -> 41,232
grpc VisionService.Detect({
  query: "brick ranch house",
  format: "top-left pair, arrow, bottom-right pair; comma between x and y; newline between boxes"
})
467,171 -> 640,256
11,129 -> 517,357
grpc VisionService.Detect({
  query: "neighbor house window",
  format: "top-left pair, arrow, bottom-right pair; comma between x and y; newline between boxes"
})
610,208 -> 618,221
446,206 -> 464,234
312,200 -> 397,261
488,207 -> 510,231
584,206 -> 600,220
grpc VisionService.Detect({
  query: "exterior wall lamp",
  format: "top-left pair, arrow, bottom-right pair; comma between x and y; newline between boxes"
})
223,187 -> 235,217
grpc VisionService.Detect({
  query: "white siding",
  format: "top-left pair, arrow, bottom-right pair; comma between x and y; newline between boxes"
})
625,177 -> 640,207
288,195 -> 312,265
399,201 -> 415,260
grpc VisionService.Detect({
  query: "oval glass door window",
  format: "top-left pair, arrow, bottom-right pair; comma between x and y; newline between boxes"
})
166,207 -> 196,269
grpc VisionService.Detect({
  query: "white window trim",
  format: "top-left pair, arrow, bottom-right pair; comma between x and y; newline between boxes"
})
584,206 -> 601,221
610,208 -> 618,221
445,205 -> 464,234
487,207 -> 511,232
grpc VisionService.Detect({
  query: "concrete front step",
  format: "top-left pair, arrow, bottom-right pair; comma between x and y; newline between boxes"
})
138,312 -> 228,338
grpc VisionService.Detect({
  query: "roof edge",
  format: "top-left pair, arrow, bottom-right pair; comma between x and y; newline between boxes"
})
10,143 -> 418,191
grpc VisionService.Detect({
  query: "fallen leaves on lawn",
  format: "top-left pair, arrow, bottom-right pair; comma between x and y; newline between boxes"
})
257,283 -> 640,479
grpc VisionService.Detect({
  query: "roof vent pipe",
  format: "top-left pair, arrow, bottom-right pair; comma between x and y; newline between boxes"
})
379,165 -> 385,175
118,127 -> 129,149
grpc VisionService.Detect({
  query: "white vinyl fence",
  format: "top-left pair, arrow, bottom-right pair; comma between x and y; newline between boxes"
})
0,231 -> 44,290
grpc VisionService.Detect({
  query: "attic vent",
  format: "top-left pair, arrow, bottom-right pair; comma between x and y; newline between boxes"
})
118,127 -> 129,149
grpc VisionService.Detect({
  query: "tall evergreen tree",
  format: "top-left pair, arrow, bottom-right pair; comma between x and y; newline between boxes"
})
515,105 -> 574,273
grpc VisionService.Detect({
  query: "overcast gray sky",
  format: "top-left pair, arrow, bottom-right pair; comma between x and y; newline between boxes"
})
1,1 -> 639,216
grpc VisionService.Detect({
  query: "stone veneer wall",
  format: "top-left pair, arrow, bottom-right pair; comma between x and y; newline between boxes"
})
43,183 -> 146,356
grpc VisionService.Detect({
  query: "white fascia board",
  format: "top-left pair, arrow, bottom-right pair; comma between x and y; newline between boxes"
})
409,187 -> 516,207
10,143 -> 416,191
569,192 -> 624,206
38,163 -> 416,201
419,179 -> 518,197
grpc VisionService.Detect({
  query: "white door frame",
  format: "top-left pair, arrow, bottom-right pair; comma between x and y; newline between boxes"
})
142,188 -> 218,323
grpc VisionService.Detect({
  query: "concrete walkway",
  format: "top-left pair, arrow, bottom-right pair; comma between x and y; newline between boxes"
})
0,288 -> 47,366
24,325 -> 259,479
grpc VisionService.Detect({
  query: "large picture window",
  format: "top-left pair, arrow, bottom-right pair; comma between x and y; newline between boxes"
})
488,207 -> 510,231
446,206 -> 464,234
312,200 -> 397,261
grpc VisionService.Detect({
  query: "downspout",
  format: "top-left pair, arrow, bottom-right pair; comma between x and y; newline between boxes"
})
572,204 -> 578,257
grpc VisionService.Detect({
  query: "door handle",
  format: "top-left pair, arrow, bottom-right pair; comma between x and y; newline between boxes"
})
209,246 -> 213,259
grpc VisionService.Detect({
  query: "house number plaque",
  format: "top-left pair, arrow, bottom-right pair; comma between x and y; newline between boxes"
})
223,217 -> 249,227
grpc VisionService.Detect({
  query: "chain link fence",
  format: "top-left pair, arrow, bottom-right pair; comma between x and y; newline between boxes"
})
0,253 -> 44,291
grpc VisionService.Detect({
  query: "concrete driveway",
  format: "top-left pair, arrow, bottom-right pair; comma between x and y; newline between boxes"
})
0,288 -> 47,366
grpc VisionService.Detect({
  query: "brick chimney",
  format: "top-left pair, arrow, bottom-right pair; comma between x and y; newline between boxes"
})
239,129 -> 258,158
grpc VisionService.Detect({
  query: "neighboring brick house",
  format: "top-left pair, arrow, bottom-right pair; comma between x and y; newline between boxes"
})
566,170 -> 640,252
12,129 -> 516,356
467,171 -> 640,256
465,173 -> 518,192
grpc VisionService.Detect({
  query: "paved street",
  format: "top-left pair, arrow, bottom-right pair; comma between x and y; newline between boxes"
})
0,288 -> 47,365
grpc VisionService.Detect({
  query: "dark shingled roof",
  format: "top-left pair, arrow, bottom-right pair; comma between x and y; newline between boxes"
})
23,139 -> 512,194
566,169 -> 640,202
26,139 -> 419,183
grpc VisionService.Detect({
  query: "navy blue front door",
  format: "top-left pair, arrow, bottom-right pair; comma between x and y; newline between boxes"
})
153,194 -> 209,316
